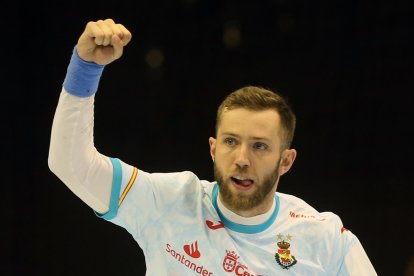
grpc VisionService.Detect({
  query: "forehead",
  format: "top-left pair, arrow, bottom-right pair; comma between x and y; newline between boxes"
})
218,108 -> 282,139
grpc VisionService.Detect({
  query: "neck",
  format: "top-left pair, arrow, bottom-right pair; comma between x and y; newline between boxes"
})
218,192 -> 276,221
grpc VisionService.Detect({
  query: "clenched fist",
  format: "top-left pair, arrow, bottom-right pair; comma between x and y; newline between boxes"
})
77,18 -> 132,65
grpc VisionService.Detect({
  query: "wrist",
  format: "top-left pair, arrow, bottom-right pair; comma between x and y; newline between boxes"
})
63,46 -> 105,97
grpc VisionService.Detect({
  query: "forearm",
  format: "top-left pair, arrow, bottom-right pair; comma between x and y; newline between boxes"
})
48,48 -> 112,213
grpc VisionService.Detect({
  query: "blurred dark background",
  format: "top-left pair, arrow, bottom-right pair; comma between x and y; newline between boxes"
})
4,0 -> 413,275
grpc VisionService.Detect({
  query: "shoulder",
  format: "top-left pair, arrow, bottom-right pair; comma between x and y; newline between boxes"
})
138,169 -> 214,194
276,192 -> 354,269
143,170 -> 200,183
277,192 -> 342,221
276,191 -> 345,241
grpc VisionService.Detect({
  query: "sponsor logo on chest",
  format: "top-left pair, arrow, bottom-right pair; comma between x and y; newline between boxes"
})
165,242 -> 213,275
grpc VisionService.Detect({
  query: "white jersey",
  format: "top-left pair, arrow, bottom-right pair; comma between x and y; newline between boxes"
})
101,158 -> 376,276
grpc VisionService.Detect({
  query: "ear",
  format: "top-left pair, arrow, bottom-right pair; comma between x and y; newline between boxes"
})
209,137 -> 216,162
278,149 -> 297,176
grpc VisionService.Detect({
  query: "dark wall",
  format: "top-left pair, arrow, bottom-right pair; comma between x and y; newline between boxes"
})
5,1 -> 413,275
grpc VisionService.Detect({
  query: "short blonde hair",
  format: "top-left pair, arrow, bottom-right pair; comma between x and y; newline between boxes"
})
216,86 -> 296,150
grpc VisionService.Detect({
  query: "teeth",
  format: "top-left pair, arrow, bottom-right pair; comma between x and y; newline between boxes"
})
233,176 -> 250,181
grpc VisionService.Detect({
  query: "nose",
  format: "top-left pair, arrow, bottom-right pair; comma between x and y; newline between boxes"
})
235,144 -> 250,169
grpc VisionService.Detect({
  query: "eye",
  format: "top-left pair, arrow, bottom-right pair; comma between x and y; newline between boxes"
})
253,142 -> 268,151
224,137 -> 237,146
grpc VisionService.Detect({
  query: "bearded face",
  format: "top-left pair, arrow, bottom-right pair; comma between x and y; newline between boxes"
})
209,108 -> 297,216
214,159 -> 281,212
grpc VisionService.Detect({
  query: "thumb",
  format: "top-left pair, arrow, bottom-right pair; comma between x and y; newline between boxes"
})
112,34 -> 124,60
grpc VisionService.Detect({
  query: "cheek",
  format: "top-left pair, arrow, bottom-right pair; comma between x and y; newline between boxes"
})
258,157 -> 280,173
214,153 -> 234,173
213,156 -> 226,169
215,146 -> 233,162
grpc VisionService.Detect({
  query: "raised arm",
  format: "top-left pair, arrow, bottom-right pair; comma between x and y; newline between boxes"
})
48,19 -> 132,214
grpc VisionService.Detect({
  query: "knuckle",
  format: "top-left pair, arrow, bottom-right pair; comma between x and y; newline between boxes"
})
86,21 -> 95,28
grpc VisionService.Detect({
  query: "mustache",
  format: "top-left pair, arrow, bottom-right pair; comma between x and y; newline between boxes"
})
234,166 -> 249,173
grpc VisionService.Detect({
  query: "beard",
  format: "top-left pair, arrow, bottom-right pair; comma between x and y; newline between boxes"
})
214,160 -> 281,212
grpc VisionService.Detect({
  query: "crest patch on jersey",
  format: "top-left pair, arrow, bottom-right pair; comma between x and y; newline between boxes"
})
275,233 -> 297,269
223,250 -> 239,272
222,250 -> 258,275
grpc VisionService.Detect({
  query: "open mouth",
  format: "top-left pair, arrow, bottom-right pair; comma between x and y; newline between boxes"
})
230,176 -> 254,189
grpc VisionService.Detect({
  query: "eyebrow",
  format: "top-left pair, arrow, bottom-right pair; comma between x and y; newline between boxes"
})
220,132 -> 272,142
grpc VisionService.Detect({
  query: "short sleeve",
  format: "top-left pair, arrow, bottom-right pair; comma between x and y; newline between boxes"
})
106,168 -> 203,241
338,230 -> 377,275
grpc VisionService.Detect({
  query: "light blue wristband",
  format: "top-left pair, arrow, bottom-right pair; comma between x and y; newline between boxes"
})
62,46 -> 105,97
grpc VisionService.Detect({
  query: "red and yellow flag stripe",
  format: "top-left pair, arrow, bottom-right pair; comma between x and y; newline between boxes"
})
118,167 -> 138,207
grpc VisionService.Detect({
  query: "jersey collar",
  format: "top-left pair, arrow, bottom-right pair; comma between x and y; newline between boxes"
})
211,184 -> 280,234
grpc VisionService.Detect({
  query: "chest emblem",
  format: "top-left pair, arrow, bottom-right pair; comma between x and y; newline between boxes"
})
275,233 -> 297,269
223,250 -> 239,272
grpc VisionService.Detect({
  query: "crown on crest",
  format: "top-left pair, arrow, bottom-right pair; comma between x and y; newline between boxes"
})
225,250 -> 240,260
277,240 -> 291,249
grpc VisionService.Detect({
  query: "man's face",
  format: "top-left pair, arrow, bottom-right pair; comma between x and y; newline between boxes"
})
209,108 -> 295,216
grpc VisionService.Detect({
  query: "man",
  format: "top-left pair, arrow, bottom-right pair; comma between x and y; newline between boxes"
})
48,18 -> 377,275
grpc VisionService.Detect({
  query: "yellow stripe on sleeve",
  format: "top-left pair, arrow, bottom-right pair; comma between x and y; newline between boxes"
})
118,167 -> 138,207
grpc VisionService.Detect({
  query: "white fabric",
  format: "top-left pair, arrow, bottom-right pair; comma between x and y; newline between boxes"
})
48,89 -> 112,213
